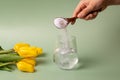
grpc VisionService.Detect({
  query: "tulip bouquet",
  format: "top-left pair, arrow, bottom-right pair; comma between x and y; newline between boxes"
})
0,42 -> 43,73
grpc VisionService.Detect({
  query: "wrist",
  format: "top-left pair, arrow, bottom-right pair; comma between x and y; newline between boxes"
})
107,0 -> 120,5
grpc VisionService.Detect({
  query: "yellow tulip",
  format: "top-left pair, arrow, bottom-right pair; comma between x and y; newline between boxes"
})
17,47 -> 38,57
14,43 -> 30,52
16,61 -> 34,73
20,58 -> 36,66
30,46 -> 43,55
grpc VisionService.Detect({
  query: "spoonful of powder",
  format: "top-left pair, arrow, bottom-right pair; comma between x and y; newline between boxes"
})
54,17 -> 76,29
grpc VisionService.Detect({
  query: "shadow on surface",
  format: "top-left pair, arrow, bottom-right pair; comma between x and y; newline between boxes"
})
36,52 -> 50,65
77,56 -> 101,70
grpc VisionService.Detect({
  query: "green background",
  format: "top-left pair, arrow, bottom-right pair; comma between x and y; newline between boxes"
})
0,0 -> 120,80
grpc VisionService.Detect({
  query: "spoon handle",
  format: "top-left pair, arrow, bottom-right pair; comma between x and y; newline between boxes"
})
66,17 -> 77,25
69,8 -> 102,25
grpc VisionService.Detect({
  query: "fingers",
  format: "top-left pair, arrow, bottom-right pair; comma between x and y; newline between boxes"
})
77,4 -> 95,18
83,11 -> 98,20
72,1 -> 87,18
72,0 -> 104,20
72,1 -> 96,20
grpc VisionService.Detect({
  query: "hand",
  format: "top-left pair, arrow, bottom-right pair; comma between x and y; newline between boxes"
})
72,0 -> 108,20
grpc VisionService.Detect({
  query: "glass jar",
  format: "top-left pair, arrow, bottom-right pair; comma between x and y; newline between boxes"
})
53,35 -> 79,70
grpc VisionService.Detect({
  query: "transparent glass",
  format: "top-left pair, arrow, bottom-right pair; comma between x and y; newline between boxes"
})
53,35 -> 79,70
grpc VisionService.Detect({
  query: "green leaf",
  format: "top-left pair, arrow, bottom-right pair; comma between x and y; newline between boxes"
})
0,62 -> 15,67
0,49 -> 14,54
0,46 -> 4,51
0,66 -> 13,71
0,54 -> 23,62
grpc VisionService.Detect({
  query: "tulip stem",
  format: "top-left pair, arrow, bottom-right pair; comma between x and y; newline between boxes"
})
0,49 -> 14,54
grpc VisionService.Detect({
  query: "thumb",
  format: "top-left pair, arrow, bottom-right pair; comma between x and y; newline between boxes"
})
77,5 -> 94,18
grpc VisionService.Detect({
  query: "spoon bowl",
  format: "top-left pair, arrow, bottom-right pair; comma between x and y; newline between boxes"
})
54,17 -> 77,29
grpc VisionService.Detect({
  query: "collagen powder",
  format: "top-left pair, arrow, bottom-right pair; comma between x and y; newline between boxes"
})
54,18 -> 68,29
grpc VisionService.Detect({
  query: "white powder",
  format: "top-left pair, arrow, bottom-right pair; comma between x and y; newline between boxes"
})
54,18 -> 68,29
60,29 -> 70,49
54,17 -> 70,49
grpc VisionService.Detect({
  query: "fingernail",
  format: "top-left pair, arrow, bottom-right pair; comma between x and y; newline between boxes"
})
78,14 -> 83,18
